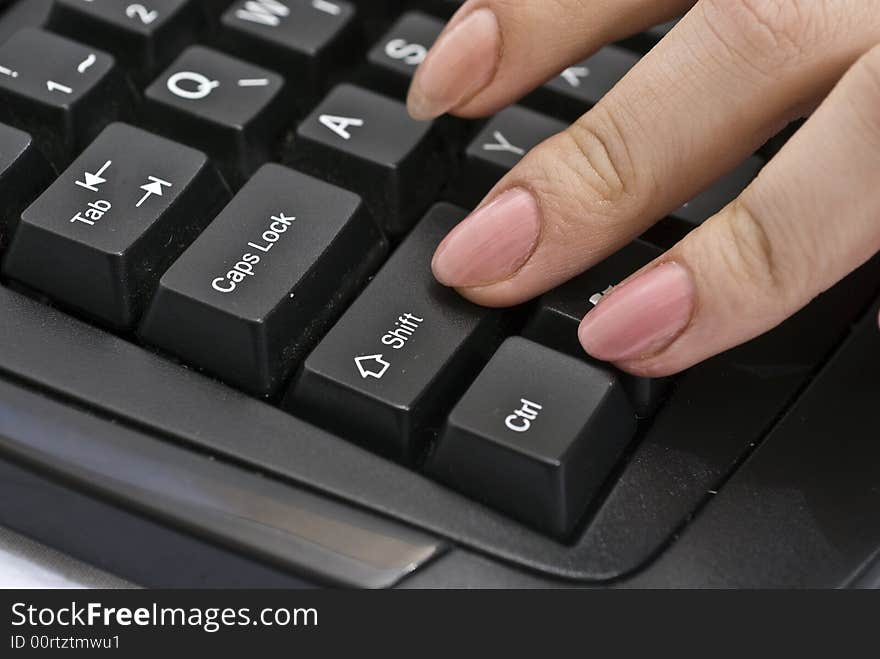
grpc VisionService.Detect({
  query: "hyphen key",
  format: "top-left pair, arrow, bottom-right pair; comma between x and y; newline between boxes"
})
284,203 -> 509,459
140,164 -> 388,396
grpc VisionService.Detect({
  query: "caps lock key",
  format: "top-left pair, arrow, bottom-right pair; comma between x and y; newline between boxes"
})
139,164 -> 388,396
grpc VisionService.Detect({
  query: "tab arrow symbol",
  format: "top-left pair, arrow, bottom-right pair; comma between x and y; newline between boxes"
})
355,354 -> 391,379
75,160 -> 112,192
136,176 -> 172,208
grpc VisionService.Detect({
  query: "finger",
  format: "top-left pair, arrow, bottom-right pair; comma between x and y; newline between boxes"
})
431,0 -> 880,307
578,43 -> 880,377
406,0 -> 694,120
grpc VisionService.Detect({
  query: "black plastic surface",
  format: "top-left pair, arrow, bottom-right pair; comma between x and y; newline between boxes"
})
631,300 -> 880,587
0,378 -> 445,588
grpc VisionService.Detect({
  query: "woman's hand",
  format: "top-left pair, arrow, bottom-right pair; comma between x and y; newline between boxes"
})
407,0 -> 880,376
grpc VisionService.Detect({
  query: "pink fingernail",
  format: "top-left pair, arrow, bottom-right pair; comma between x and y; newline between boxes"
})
407,8 -> 501,120
578,262 -> 695,362
432,188 -> 541,288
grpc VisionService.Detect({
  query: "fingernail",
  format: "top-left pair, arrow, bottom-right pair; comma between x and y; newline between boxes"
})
432,188 -> 541,287
407,8 -> 501,120
578,262 -> 695,362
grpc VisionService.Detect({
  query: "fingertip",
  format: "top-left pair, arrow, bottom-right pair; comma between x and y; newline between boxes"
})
577,262 -> 695,363
404,7 -> 501,123
406,79 -> 445,122
430,188 -> 541,289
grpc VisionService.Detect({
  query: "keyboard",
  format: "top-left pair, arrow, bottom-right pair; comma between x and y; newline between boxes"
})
0,0 -> 877,588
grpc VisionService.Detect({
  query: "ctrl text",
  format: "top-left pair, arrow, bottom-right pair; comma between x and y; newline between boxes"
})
505,398 -> 543,433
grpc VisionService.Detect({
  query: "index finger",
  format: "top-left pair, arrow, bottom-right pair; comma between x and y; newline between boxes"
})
406,0 -> 694,120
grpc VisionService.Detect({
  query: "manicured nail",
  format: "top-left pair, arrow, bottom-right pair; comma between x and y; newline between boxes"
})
432,188 -> 541,288
407,8 -> 501,120
578,262 -> 695,363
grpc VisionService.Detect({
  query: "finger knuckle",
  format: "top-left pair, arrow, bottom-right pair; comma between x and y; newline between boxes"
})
503,105 -> 643,254
700,0 -> 827,73
555,106 -> 639,209
714,197 -> 795,302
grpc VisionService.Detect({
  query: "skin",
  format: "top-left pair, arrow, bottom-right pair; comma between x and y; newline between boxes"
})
407,0 -> 880,377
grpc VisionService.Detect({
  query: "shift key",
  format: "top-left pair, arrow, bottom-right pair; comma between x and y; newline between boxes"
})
284,203 -> 510,459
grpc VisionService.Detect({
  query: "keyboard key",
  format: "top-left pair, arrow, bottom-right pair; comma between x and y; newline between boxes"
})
647,19 -> 678,39
415,0 -> 463,18
453,105 -> 565,207
0,123 -> 53,249
48,0 -> 204,82
349,0 -> 403,19
140,164 -> 388,396
3,123 -> 229,328
642,156 -> 764,248
428,337 -> 637,537
288,84 -> 447,235
144,46 -> 287,185
218,0 -> 358,96
672,156 -> 763,226
285,203 -> 509,458
522,241 -> 670,417
0,28 -> 134,167
366,11 -> 444,97
526,46 -> 638,121
619,19 -> 679,54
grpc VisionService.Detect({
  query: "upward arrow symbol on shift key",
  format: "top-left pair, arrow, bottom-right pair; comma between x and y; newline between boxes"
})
75,160 -> 112,192
355,354 -> 391,380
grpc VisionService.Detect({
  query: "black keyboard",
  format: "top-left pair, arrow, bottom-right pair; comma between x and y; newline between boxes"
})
0,0 -> 877,588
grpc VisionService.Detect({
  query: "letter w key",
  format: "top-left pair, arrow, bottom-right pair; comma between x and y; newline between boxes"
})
235,0 -> 290,26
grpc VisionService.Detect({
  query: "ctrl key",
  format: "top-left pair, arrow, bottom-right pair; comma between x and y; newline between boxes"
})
428,337 -> 637,538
